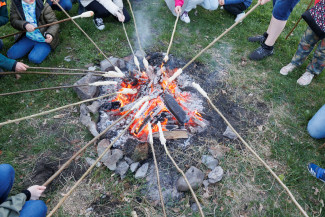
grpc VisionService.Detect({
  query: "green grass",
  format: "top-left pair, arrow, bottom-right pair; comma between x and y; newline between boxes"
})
1,0 -> 325,216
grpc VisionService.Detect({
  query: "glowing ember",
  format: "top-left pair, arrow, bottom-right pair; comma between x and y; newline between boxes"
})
99,60 -> 207,142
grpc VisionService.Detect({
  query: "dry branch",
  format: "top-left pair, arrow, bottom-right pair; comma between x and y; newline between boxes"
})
126,0 -> 144,54
192,82 -> 309,217
164,13 -> 180,62
157,122 -> 205,217
43,109 -> 133,186
28,66 -> 107,74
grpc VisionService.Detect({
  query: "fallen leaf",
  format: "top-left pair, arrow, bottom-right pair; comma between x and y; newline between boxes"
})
53,114 -> 65,119
0,150 -> 2,155
172,208 -> 180,213
221,90 -> 227,94
312,186 -> 319,195
220,206 -> 224,211
259,203 -> 263,212
278,174 -> 285,182
45,104 -> 50,108
318,143 -> 325,150
320,199 -> 324,207
226,190 -> 234,198
257,125 -> 264,131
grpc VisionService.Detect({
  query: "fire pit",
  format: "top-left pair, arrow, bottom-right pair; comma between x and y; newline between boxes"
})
97,53 -> 208,145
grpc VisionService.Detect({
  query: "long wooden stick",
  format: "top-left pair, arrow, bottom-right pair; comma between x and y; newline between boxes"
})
147,123 -> 167,217
28,66 -> 107,74
157,122 -> 204,217
182,2 -> 260,71
0,18 -> 71,39
43,109 -> 133,186
122,22 -> 141,71
285,0 -> 314,40
126,0 -> 144,54
47,118 -> 136,217
192,83 -> 309,217
52,0 -> 117,69
0,71 -> 104,76
164,13 -> 180,62
0,92 -> 117,127
0,84 -> 88,96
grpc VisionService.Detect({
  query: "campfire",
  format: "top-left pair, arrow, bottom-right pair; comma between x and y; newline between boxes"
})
97,59 -> 208,143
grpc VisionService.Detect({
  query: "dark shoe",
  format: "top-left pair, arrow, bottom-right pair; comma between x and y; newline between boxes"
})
93,18 -> 105,30
249,43 -> 274,61
248,32 -> 268,43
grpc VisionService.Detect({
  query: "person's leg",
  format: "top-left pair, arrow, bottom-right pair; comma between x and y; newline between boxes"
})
306,38 -> 325,75
249,0 -> 300,60
183,0 -> 204,12
0,39 -> 3,51
28,42 -> 51,64
78,0 -> 85,15
281,27 -> 319,75
7,36 -> 34,60
223,3 -> 247,16
122,7 -> 131,23
0,164 -> 15,203
85,1 -> 111,19
51,0 -> 72,11
47,0 -> 53,7
307,104 -> 325,139
19,200 -> 47,217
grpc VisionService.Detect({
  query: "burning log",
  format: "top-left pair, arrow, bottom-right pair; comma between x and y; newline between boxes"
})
101,101 -> 121,111
163,93 -> 189,125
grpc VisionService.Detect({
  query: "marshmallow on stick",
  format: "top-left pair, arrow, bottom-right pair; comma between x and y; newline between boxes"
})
192,82 -> 208,98
167,68 -> 182,83
72,11 -> 94,19
147,122 -> 153,145
131,96 -> 150,110
114,66 -> 123,75
143,58 -> 149,70
134,56 -> 140,69
157,121 -> 166,145
89,81 -> 117,86
102,71 -> 125,78
163,55 -> 169,63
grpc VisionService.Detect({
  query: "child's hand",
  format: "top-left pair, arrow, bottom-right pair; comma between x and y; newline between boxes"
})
51,0 -> 60,4
117,12 -> 125,22
175,6 -> 182,15
27,185 -> 46,200
218,0 -> 224,5
25,24 -> 35,32
15,62 -> 29,72
45,34 -> 53,43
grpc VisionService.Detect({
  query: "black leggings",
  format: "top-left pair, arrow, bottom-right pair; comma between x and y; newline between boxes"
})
85,1 -> 131,23
224,2 -> 247,16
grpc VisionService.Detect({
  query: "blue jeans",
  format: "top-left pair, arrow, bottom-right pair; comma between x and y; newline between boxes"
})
7,36 -> 51,64
272,0 -> 300,21
47,0 -> 72,11
0,164 -> 47,217
307,104 -> 325,139
0,39 -> 3,51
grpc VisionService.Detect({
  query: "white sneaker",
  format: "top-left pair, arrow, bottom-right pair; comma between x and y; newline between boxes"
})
180,11 -> 190,23
235,12 -> 245,23
93,18 -> 105,30
280,63 -> 296,75
297,71 -> 314,86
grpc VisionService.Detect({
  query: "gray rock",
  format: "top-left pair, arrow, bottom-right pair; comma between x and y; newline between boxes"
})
223,126 -> 238,140
97,139 -> 111,163
176,166 -> 204,192
115,161 -> 129,179
130,162 -> 140,173
87,101 -> 101,114
124,157 -> 134,165
191,203 -> 199,212
97,140 -> 123,170
85,157 -> 101,167
100,57 -> 126,71
103,149 -> 124,171
201,155 -> 219,170
135,163 -> 149,179
73,73 -> 100,100
203,180 -> 209,188
88,121 -> 99,137
208,166 -> 224,184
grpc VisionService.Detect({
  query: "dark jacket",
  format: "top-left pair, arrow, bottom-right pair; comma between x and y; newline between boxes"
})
10,0 -> 60,49
302,0 -> 325,39
0,0 -> 8,26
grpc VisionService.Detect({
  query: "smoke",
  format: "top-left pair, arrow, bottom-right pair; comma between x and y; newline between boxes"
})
132,2 -> 156,52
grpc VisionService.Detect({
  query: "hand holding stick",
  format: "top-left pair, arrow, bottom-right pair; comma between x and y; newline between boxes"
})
0,11 -> 94,40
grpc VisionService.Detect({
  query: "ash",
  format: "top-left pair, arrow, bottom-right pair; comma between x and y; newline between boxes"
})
96,52 -> 209,148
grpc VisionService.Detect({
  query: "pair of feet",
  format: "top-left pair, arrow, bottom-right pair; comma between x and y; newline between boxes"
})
308,163 -> 325,183
280,63 -> 315,86
248,33 -> 274,61
179,11 -> 245,24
